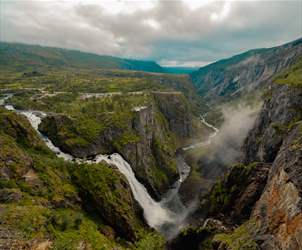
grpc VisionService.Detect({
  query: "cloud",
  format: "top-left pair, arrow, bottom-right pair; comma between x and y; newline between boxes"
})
1,0 -> 301,66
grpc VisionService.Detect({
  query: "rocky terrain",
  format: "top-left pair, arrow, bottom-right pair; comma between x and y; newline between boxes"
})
191,38 -> 302,105
171,57 -> 302,250
37,91 -> 206,198
0,38 -> 301,250
0,107 -> 167,249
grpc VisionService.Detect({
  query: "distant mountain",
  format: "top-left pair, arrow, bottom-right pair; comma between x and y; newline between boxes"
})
0,42 -> 165,73
190,38 -> 302,103
162,67 -> 198,74
124,59 -> 164,73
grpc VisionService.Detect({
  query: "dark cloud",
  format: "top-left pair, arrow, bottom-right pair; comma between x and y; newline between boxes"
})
1,0 -> 301,66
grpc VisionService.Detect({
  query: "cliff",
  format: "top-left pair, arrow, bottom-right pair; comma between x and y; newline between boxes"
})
172,57 -> 302,250
0,107 -> 166,249
240,61 -> 302,249
191,38 -> 302,104
38,92 -> 205,198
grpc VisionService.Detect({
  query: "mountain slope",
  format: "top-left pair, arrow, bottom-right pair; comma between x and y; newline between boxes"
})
171,57 -> 302,250
0,42 -> 164,73
191,38 -> 302,103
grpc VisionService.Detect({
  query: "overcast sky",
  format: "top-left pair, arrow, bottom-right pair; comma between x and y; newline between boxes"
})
1,0 -> 301,66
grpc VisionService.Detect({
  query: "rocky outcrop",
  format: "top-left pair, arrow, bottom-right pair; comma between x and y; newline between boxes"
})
119,105 -> 179,198
0,107 -> 44,149
250,123 -> 302,250
38,93 -> 202,198
187,58 -> 302,249
153,92 -> 194,139
71,163 -> 145,241
39,114 -> 118,157
191,38 -> 302,104
200,162 -> 270,225
242,83 -> 302,164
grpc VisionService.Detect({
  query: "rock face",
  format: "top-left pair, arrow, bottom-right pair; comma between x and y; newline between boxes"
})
191,38 -> 302,104
39,93 -> 200,198
242,83 -> 302,164
152,92 -> 194,138
0,107 -> 160,248
120,105 -> 178,198
200,162 -> 270,225
186,59 -> 302,249
250,116 -> 302,249
71,163 -> 144,241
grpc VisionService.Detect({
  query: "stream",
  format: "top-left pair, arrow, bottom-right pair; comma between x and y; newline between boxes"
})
1,94 -> 219,239
182,115 -> 219,151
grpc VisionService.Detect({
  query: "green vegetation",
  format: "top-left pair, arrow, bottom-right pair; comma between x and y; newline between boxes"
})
7,90 -> 181,193
213,221 -> 258,250
209,163 -> 258,214
0,42 -> 164,73
0,108 -> 165,249
71,162 -> 143,240
12,92 -> 151,148
134,232 -> 166,250
0,41 -> 209,249
274,58 -> 302,87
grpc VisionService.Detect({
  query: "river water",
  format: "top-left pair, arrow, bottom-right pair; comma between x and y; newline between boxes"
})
1,94 -> 218,239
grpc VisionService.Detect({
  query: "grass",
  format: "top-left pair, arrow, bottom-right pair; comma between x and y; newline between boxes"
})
0,107 -> 166,248
209,163 -> 259,214
274,58 -> 302,87
213,221 -> 258,250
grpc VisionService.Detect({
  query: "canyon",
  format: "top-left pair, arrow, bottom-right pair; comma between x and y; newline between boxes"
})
0,38 -> 301,250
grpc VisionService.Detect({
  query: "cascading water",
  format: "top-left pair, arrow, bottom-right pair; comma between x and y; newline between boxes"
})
88,154 -> 175,229
5,104 -> 73,161
1,94 -> 218,239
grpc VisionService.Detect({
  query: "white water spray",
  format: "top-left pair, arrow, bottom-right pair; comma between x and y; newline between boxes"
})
1,95 -> 218,238
3,101 -> 177,232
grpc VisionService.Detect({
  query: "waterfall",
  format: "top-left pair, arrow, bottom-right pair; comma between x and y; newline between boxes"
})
2,102 -> 178,234
5,105 -> 73,161
90,154 -> 175,229
1,95 -> 218,238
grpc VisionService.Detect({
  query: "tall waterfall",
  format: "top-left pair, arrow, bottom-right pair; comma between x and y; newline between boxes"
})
3,103 -> 185,237
2,96 -> 218,239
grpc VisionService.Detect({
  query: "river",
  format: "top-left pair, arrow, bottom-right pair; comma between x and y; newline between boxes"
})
1,94 -> 218,239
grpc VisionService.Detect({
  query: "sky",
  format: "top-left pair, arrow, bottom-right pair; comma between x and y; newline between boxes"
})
1,0 -> 301,67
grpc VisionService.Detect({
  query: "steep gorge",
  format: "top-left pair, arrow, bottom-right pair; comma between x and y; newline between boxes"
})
171,57 -> 302,250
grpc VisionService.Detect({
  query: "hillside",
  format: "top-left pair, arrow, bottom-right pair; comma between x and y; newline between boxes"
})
191,38 -> 302,104
0,42 -> 164,73
170,57 -> 302,250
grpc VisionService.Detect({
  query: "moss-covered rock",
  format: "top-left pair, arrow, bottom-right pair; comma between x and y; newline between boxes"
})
0,109 -> 160,248
38,94 -> 185,198
0,108 -> 45,150
168,218 -> 230,250
213,220 -> 259,250
197,162 -> 269,225
70,163 -> 144,241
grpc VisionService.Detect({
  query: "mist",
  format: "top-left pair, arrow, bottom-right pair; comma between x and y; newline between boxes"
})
198,102 -> 262,180
213,103 -> 261,164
